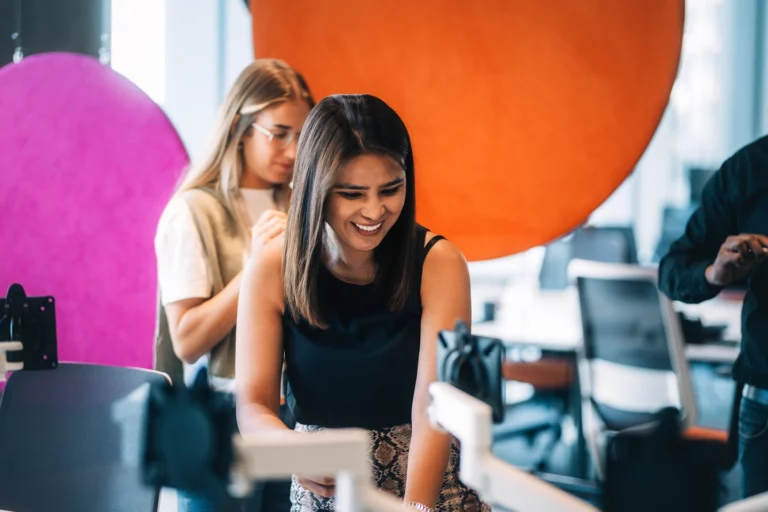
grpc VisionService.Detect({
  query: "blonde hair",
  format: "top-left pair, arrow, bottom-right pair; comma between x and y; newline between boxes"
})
177,59 -> 314,243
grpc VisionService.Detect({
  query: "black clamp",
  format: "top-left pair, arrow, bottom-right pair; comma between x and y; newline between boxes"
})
140,368 -> 239,501
437,319 -> 506,423
0,283 -> 58,371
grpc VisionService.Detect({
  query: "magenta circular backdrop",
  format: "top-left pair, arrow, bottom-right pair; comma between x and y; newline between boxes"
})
0,53 -> 189,368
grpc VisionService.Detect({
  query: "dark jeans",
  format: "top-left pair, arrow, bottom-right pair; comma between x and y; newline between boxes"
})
738,396 -> 768,499
177,481 -> 292,512
178,404 -> 295,512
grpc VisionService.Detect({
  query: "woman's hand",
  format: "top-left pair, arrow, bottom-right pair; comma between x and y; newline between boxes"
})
251,209 -> 287,254
297,475 -> 336,498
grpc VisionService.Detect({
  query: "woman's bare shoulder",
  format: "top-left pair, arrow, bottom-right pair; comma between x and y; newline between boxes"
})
256,236 -> 286,272
244,237 -> 286,303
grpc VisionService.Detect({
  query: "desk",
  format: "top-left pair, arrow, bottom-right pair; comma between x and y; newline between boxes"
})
684,343 -> 740,364
473,286 -> 743,363
473,288 -> 582,350
676,292 -> 743,344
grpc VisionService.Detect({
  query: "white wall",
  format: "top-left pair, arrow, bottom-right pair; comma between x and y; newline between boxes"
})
759,1 -> 768,137
110,0 -> 166,105
223,0 -> 254,95
589,176 -> 636,227
162,0 -> 253,162
631,110 -> 679,263
721,0 -> 761,157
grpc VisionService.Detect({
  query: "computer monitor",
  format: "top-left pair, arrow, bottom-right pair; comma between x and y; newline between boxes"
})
539,226 -> 639,290
688,167 -> 717,205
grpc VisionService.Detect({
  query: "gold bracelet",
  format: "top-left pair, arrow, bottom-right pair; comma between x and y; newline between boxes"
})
404,501 -> 434,512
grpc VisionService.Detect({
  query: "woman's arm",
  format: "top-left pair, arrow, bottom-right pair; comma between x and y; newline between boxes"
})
164,276 -> 243,364
235,237 -> 295,434
404,235 -> 472,509
235,238 -> 336,497
163,209 -> 287,364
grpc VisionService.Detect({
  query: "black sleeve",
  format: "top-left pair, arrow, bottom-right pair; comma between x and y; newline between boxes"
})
657,154 -> 743,304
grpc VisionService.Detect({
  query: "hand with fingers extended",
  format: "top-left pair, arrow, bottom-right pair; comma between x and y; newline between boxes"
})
251,209 -> 287,255
705,233 -> 768,287
297,475 -> 336,498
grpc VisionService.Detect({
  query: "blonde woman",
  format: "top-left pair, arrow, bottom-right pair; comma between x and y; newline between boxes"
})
154,59 -> 314,512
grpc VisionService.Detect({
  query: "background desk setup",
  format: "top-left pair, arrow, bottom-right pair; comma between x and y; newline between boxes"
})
472,285 -> 742,363
468,275 -> 742,497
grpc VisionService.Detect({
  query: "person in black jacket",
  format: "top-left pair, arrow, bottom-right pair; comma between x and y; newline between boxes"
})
658,135 -> 768,499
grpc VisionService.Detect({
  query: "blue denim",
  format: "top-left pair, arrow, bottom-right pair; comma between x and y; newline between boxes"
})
178,404 -> 295,512
177,481 -> 291,512
738,395 -> 768,499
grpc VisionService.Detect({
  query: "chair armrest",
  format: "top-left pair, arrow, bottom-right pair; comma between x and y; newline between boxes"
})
503,360 -> 574,389
682,425 -> 728,443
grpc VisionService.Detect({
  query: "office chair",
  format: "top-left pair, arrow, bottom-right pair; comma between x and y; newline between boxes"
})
539,225 -> 638,291
493,348 -> 574,473
651,167 -> 716,265
688,167 -> 717,206
568,259 -> 697,480
539,237 -> 574,290
0,362 -> 169,512
571,226 -> 638,265
652,205 -> 697,264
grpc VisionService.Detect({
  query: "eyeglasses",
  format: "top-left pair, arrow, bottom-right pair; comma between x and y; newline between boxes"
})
252,122 -> 299,150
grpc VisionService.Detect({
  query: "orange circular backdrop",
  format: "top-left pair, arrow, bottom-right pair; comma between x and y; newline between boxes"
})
252,1 -> 684,261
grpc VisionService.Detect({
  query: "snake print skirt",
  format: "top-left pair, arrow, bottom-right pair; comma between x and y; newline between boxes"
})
289,422 -> 490,512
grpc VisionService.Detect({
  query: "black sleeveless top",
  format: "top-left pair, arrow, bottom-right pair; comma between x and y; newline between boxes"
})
283,225 -> 445,430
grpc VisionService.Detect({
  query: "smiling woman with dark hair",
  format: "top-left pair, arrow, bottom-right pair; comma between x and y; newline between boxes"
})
235,94 -> 489,511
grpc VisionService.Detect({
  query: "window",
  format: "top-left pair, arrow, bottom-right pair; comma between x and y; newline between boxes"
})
110,0 -> 166,105
669,0 -> 726,168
